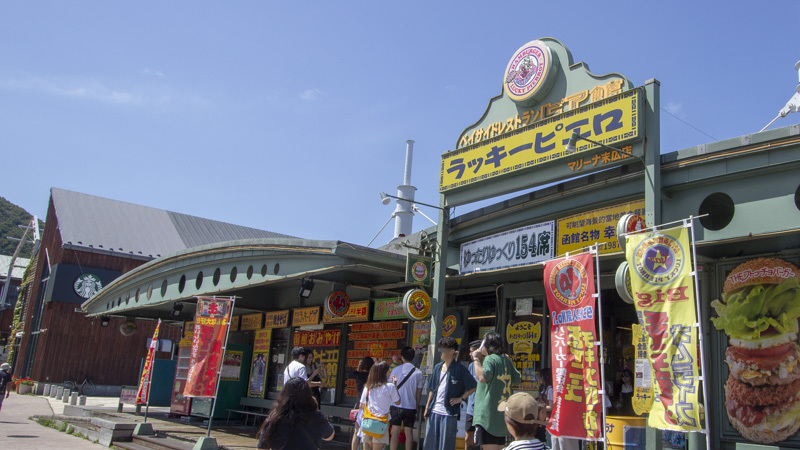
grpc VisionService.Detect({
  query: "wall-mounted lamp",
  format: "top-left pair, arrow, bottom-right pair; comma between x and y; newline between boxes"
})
565,130 -> 645,165
299,278 -> 315,298
171,302 -> 183,318
100,316 -> 110,327
379,192 -> 444,210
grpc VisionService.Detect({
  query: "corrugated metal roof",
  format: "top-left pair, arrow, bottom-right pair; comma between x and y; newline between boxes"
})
52,188 -> 296,260
0,255 -> 30,280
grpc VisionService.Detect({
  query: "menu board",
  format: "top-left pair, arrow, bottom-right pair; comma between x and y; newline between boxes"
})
507,313 -> 544,391
343,321 -> 406,399
292,328 -> 340,393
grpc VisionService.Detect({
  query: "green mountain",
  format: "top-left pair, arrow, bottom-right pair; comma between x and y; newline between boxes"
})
0,196 -> 42,257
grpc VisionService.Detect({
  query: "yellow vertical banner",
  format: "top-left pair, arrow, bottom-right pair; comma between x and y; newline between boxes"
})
625,226 -> 702,431
631,323 -> 653,415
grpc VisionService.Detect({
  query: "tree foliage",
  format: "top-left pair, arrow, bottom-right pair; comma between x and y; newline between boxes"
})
0,196 -> 42,257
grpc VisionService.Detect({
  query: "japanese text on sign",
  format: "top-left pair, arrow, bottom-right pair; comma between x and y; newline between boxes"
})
293,329 -> 341,348
293,307 -> 320,326
441,89 -> 640,192
322,300 -> 369,324
557,200 -> 645,256
240,313 -> 263,331
263,310 -> 289,328
459,79 -> 627,149
460,221 -> 554,274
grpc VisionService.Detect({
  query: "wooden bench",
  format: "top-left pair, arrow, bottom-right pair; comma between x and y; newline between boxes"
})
226,397 -> 272,427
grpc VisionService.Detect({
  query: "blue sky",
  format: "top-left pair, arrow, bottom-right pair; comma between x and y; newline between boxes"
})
2,2 -> 799,247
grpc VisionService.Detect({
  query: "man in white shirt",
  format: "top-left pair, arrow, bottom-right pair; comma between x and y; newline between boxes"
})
283,346 -> 308,382
389,347 -> 424,450
283,347 -> 325,390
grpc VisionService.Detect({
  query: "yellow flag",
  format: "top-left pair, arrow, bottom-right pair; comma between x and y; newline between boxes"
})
631,323 -> 653,415
625,226 -> 702,431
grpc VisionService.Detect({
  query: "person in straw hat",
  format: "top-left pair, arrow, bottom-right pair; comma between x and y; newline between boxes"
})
497,392 -> 549,450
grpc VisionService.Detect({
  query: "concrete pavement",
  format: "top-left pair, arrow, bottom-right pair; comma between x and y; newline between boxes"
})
0,391 -> 105,449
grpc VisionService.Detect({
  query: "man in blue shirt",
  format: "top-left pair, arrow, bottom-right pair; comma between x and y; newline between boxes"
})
423,337 -> 477,450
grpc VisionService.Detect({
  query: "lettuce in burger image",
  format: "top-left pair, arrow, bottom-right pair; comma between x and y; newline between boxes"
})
711,257 -> 800,443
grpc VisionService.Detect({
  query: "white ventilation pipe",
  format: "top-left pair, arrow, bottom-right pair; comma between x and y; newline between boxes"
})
393,140 -> 417,238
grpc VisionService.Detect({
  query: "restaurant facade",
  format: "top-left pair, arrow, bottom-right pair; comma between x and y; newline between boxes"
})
74,38 -> 800,449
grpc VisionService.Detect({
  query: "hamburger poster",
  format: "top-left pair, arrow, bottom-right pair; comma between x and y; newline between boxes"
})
711,257 -> 800,444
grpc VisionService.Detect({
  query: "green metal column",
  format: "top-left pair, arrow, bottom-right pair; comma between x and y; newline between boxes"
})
430,195 -> 449,368
644,79 -> 662,227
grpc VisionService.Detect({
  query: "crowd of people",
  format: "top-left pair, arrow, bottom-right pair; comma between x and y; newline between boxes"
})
259,336 -> 637,449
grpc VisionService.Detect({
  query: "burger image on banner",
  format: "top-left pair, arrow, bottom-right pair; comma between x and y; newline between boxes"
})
711,258 -> 800,443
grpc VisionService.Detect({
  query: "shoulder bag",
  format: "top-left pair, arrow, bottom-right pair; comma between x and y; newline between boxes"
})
360,388 -> 389,438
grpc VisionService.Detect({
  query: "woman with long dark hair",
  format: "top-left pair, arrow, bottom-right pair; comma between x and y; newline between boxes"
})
256,378 -> 334,449
350,356 -> 376,450
359,361 -> 400,450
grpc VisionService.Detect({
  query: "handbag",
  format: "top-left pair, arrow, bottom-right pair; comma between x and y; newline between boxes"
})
360,389 -> 389,438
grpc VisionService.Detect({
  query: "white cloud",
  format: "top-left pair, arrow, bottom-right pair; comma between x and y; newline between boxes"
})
299,88 -> 323,101
0,74 -> 146,105
140,68 -> 165,79
665,101 -> 684,117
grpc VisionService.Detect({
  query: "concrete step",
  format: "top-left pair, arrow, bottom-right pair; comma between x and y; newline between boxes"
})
130,434 -> 195,450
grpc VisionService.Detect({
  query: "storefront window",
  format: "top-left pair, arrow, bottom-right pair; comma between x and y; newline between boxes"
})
266,327 -> 289,399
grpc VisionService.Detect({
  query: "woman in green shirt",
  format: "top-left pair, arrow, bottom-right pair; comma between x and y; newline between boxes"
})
472,332 -> 522,450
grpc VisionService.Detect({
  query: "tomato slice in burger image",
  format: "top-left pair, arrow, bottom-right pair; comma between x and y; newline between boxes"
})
711,257 -> 800,444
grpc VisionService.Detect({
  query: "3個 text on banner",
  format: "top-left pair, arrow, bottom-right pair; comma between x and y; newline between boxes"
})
625,226 -> 702,431
183,297 -> 234,398
543,252 -> 603,440
136,319 -> 161,404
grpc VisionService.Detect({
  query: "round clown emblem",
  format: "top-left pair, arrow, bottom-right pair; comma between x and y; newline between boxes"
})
548,259 -> 589,307
403,288 -> 432,321
632,234 -> 684,286
411,261 -> 428,283
325,291 -> 350,317
441,314 -> 457,337
74,273 -> 103,299
503,40 -> 556,105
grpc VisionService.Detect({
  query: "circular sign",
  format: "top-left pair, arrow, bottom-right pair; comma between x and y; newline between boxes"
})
74,273 -> 103,299
547,258 -> 589,307
503,40 -> 556,105
631,234 -> 685,286
616,214 -> 647,252
411,261 -> 428,283
615,261 -> 635,304
403,289 -> 432,321
442,314 -> 458,337
325,291 -> 350,317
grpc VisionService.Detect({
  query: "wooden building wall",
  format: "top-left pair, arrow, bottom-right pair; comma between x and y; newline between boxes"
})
31,302 -> 181,385
18,195 -> 180,385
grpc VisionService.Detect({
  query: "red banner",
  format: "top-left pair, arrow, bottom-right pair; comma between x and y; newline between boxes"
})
183,297 -> 234,398
137,319 -> 161,404
544,253 -> 603,440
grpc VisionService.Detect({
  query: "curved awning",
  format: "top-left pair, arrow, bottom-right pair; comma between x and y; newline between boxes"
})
81,238 -> 410,319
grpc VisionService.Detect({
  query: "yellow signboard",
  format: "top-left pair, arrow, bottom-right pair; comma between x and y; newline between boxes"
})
292,307 -> 320,327
556,200 -> 645,256
240,313 -> 263,331
230,315 -> 240,332
322,300 -> 370,324
440,88 -> 640,192
263,310 -> 290,329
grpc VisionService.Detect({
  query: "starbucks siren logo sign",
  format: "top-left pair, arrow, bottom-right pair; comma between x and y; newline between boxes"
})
74,274 -> 103,299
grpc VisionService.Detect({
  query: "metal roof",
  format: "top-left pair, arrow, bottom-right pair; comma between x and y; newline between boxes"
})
52,188 -> 296,260
0,255 -> 30,280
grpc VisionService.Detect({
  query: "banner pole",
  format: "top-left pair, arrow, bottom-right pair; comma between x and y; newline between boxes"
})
142,319 -> 161,423
592,244 -> 608,444
206,296 -> 236,438
687,217 -> 712,450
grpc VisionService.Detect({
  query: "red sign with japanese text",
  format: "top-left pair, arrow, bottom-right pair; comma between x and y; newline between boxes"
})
544,253 -> 602,441
183,297 -> 234,398
137,319 -> 161,404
